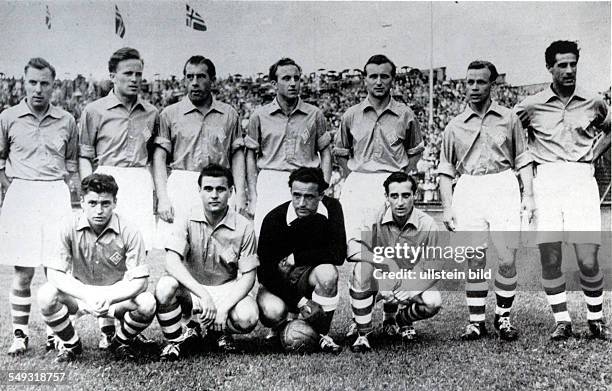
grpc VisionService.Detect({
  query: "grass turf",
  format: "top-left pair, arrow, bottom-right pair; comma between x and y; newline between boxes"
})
0,210 -> 610,391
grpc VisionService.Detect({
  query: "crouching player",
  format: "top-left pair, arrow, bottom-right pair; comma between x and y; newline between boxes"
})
155,164 -> 259,360
348,172 -> 442,352
257,167 -> 347,353
38,174 -> 156,362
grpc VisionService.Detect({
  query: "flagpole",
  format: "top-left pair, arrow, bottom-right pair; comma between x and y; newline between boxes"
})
428,1 -> 434,132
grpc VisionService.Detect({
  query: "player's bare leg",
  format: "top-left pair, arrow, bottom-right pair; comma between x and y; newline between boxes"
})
257,287 -> 289,342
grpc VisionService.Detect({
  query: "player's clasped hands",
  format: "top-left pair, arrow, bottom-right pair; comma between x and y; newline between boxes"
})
84,292 -> 111,317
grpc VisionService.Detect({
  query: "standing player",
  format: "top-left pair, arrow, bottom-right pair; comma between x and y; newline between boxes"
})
153,56 -> 246,235
336,54 -> 424,329
515,41 -> 611,340
438,60 -> 534,341
347,172 -> 442,352
257,167 -> 346,352
0,58 -> 78,355
245,58 -> 332,235
78,47 -> 159,250
37,174 -> 156,362
155,164 -> 259,360
78,47 -> 159,344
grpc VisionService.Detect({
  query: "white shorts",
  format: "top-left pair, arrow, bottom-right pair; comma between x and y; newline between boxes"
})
340,172 -> 389,242
0,179 -> 72,267
155,170 -> 200,248
155,169 -> 237,248
254,170 -> 291,236
533,162 -> 601,244
95,166 -> 155,250
453,169 -> 521,249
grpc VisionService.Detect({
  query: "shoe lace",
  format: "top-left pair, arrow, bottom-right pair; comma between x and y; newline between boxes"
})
162,343 -> 179,356
498,317 -> 514,331
401,326 -> 416,337
320,335 -> 338,348
353,335 -> 370,347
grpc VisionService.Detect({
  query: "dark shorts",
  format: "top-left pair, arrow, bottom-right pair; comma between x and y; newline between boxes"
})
287,265 -> 315,300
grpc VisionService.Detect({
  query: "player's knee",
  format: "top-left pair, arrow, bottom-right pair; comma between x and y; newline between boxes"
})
257,290 -> 287,327
37,283 -> 60,313
14,266 -> 35,286
314,264 -> 338,293
155,276 -> 179,306
351,262 -> 375,291
422,290 -> 442,314
497,262 -> 516,278
135,291 -> 157,319
230,297 -> 259,333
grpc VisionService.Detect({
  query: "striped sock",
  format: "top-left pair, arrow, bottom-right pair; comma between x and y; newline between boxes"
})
10,287 -> 31,335
349,285 -> 375,334
397,302 -> 435,326
42,305 -> 79,347
580,271 -> 604,321
312,292 -> 339,335
157,302 -> 184,342
98,316 -> 116,337
542,275 -> 571,323
116,311 -> 152,344
494,270 -> 517,317
466,274 -> 488,323
383,302 -> 398,321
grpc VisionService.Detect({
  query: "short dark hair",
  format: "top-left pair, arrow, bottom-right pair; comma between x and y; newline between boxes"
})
24,57 -> 56,79
364,54 -> 396,78
383,172 -> 417,195
545,40 -> 580,68
198,163 -> 234,188
288,167 -> 329,193
183,55 -> 216,80
81,174 -> 119,198
269,58 -> 302,82
108,47 -> 143,73
467,60 -> 499,82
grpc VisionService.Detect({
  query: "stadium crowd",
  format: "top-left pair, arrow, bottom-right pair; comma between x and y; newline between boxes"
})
1,70 -> 610,202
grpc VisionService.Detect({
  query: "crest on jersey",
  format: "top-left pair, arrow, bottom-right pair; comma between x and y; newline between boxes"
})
109,252 -> 123,265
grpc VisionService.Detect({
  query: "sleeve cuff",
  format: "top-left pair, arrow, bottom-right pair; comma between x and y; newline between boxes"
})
124,264 -> 150,280
243,135 -> 259,150
79,144 -> 95,159
333,146 -> 350,157
514,152 -> 533,171
317,132 -> 332,151
407,141 -> 425,156
66,160 -> 78,173
153,136 -> 172,153
0,158 -> 6,170
238,254 -> 259,274
165,236 -> 187,258
435,162 -> 457,178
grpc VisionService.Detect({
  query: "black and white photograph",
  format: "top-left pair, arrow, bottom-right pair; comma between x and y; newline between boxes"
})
0,1 -> 610,390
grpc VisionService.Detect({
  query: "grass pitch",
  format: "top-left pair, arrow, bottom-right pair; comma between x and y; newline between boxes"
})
0,210 -> 610,391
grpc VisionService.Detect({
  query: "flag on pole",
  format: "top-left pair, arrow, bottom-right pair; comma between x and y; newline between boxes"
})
45,5 -> 51,29
186,4 -> 207,31
115,5 -> 125,38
